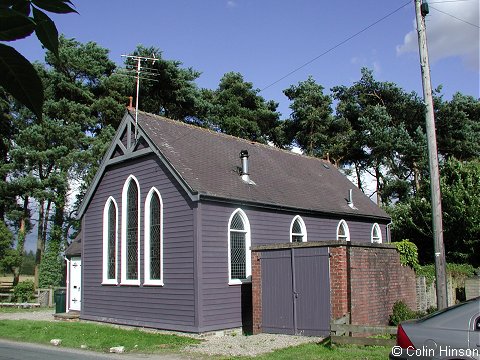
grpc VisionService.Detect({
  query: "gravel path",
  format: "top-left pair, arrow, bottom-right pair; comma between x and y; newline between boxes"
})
184,333 -> 322,357
0,309 -> 322,356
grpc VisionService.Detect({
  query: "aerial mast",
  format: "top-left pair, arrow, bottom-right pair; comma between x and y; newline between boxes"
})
120,54 -> 158,141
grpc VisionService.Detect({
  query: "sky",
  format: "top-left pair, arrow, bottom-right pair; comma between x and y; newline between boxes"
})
10,0 -> 479,252
12,0 -> 480,119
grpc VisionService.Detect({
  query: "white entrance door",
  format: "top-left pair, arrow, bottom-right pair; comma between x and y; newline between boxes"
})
69,257 -> 81,311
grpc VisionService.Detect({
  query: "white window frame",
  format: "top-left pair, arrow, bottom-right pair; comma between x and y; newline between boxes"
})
336,219 -> 350,242
290,215 -> 307,243
371,223 -> 382,243
102,196 -> 118,285
121,175 -> 141,285
144,187 -> 164,286
227,209 -> 251,285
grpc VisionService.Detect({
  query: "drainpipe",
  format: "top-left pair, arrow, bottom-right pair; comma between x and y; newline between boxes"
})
65,256 -> 70,313
386,221 -> 393,244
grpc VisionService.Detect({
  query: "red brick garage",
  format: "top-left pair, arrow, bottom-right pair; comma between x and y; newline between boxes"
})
251,241 -> 416,335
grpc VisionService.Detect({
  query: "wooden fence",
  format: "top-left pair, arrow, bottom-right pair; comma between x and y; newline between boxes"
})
0,284 -> 64,307
330,314 -> 397,347
0,280 -> 14,302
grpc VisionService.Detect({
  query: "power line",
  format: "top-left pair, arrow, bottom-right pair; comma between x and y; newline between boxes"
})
260,1 -> 411,92
430,5 -> 480,28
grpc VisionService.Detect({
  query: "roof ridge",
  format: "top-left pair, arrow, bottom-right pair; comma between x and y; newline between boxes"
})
138,110 -> 334,166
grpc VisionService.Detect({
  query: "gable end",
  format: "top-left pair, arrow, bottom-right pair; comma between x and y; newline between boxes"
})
77,112 -> 199,219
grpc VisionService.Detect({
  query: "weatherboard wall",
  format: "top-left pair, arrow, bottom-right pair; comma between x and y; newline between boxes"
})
81,154 -> 198,332
198,200 -> 388,331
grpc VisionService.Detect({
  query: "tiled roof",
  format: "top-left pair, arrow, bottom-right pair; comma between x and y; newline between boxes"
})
65,235 -> 81,256
139,111 -> 389,220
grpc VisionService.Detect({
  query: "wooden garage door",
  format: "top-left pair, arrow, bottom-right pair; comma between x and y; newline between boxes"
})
261,247 -> 330,336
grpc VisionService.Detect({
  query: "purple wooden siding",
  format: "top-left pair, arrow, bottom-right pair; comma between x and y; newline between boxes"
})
261,247 -> 330,336
82,154 -> 197,331
199,201 -> 387,331
199,202 -> 241,331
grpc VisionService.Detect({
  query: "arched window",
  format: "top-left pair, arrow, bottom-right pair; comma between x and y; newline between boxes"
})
228,209 -> 251,285
336,220 -> 350,242
144,188 -> 163,285
121,175 -> 140,285
290,216 -> 307,243
371,223 -> 382,243
102,197 -> 118,284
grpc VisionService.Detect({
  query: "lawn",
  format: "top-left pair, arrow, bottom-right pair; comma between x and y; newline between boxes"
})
0,319 -> 391,359
250,340 -> 390,360
0,320 -> 200,353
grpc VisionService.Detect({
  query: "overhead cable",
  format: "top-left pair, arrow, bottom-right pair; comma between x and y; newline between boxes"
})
260,1 -> 411,92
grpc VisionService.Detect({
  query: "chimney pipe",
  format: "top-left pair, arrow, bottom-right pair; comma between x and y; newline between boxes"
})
348,189 -> 353,206
240,150 -> 252,183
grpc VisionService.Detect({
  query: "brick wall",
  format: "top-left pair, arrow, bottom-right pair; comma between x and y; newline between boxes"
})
343,246 -> 416,325
252,251 -> 262,334
329,247 -> 350,320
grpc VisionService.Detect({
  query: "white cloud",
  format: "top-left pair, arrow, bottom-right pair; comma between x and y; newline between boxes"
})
350,52 -> 381,75
227,0 -> 237,8
397,1 -> 479,71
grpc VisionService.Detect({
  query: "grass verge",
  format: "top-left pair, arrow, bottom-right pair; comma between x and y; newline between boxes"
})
0,320 -> 200,353
230,339 -> 390,360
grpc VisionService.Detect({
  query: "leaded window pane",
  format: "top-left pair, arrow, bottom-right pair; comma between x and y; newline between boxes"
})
230,213 -> 244,230
150,193 -> 161,280
127,181 -> 138,279
292,219 -> 302,234
372,224 -> 381,242
338,224 -> 346,237
292,234 -> 303,243
230,231 -> 246,279
107,203 -> 116,279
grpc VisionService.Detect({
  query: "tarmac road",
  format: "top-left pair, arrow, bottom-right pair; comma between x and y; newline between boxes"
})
0,339 -> 194,360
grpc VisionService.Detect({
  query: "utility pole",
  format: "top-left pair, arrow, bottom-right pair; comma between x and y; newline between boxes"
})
414,0 -> 447,310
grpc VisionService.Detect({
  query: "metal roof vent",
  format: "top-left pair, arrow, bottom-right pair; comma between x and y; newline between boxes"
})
240,150 -> 255,185
347,189 -> 357,209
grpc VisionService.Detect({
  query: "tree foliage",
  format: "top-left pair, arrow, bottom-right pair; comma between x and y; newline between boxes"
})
203,72 -> 285,145
0,220 -> 17,271
389,158 -> 480,267
38,228 -> 64,287
331,68 -> 427,204
2,36 -> 131,285
125,45 -> 202,122
283,76 -> 335,156
0,0 -> 77,119
435,92 -> 480,160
